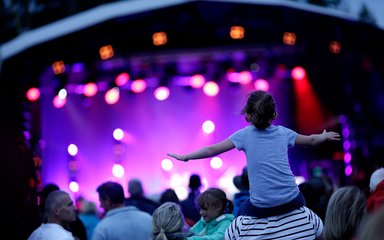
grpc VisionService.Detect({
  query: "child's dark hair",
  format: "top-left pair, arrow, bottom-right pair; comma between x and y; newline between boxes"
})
242,90 -> 276,129
197,188 -> 234,214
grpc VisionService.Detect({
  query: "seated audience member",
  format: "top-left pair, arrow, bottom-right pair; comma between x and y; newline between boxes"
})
125,178 -> 159,215
367,167 -> 384,213
78,200 -> 100,240
232,166 -> 250,216
358,206 -> 384,240
152,202 -> 194,240
189,188 -> 234,240
28,190 -> 78,240
225,206 -> 323,239
323,186 -> 367,240
180,174 -> 202,227
93,181 -> 153,240
38,183 -> 87,240
159,188 -> 180,205
299,167 -> 333,221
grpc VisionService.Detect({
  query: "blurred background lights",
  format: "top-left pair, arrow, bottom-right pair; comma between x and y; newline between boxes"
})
217,175 -> 233,190
83,82 -> 98,97
210,156 -> 222,169
113,128 -> 124,141
52,95 -> 66,108
254,78 -> 270,91
69,181 -> 79,192
67,144 -> 78,156
104,87 -> 120,104
250,63 -> 260,72
342,127 -> 350,138
190,74 -> 206,88
58,88 -> 67,100
343,141 -> 351,151
161,158 -> 173,171
130,79 -> 147,93
283,32 -> 296,45
154,86 -> 170,101
238,71 -> 252,84
203,81 -> 219,96
202,120 -> 215,134
115,72 -> 130,87
26,87 -> 40,102
112,163 -> 125,178
230,25 -> 245,39
345,165 -> 353,176
344,152 -> 352,164
170,174 -> 182,189
175,186 -> 188,200
295,176 -> 306,185
52,60 -> 65,74
68,160 -> 78,171
291,66 -> 306,80
99,45 -> 114,60
152,31 -> 168,46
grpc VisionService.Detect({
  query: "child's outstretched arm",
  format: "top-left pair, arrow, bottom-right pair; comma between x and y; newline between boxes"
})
295,129 -> 340,146
167,139 -> 235,162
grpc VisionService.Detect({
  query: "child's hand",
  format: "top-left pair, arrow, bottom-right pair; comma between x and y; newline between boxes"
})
167,153 -> 189,162
323,130 -> 341,141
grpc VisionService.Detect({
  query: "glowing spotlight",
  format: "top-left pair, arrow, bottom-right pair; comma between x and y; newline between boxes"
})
131,79 -> 147,93
113,128 -> 124,141
161,158 -> 173,171
238,71 -> 252,84
26,87 -> 40,102
170,174 -> 183,189
254,79 -> 269,91
104,87 -> 120,105
53,95 -> 67,108
345,165 -> 352,176
210,157 -> 222,169
295,176 -> 306,185
83,82 -> 98,97
67,144 -> 78,156
175,186 -> 188,200
202,120 -> 215,134
344,152 -> 352,164
69,181 -> 79,192
203,81 -> 219,96
154,86 -> 170,101
230,26 -> 245,39
115,73 -> 130,87
291,67 -> 306,80
112,164 -> 125,178
190,74 -> 206,88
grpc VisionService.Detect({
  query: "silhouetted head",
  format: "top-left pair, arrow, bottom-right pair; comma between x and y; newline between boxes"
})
128,178 -> 144,197
233,167 -> 249,191
242,90 -> 276,129
189,174 -> 202,191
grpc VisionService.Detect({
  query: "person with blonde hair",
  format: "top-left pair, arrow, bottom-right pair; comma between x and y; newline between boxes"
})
323,186 -> 367,240
152,202 -> 193,240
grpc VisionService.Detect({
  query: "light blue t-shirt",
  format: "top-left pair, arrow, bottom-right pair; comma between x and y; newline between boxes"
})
92,206 -> 152,240
229,124 -> 299,208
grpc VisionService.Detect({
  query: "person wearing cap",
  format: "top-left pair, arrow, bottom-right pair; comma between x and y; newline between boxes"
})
367,167 -> 384,213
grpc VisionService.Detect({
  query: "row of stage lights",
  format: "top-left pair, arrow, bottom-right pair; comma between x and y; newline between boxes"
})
26,64 -> 308,108
24,24 -> 342,106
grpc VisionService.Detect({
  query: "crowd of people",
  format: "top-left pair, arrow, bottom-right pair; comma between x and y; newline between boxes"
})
27,90 -> 384,239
